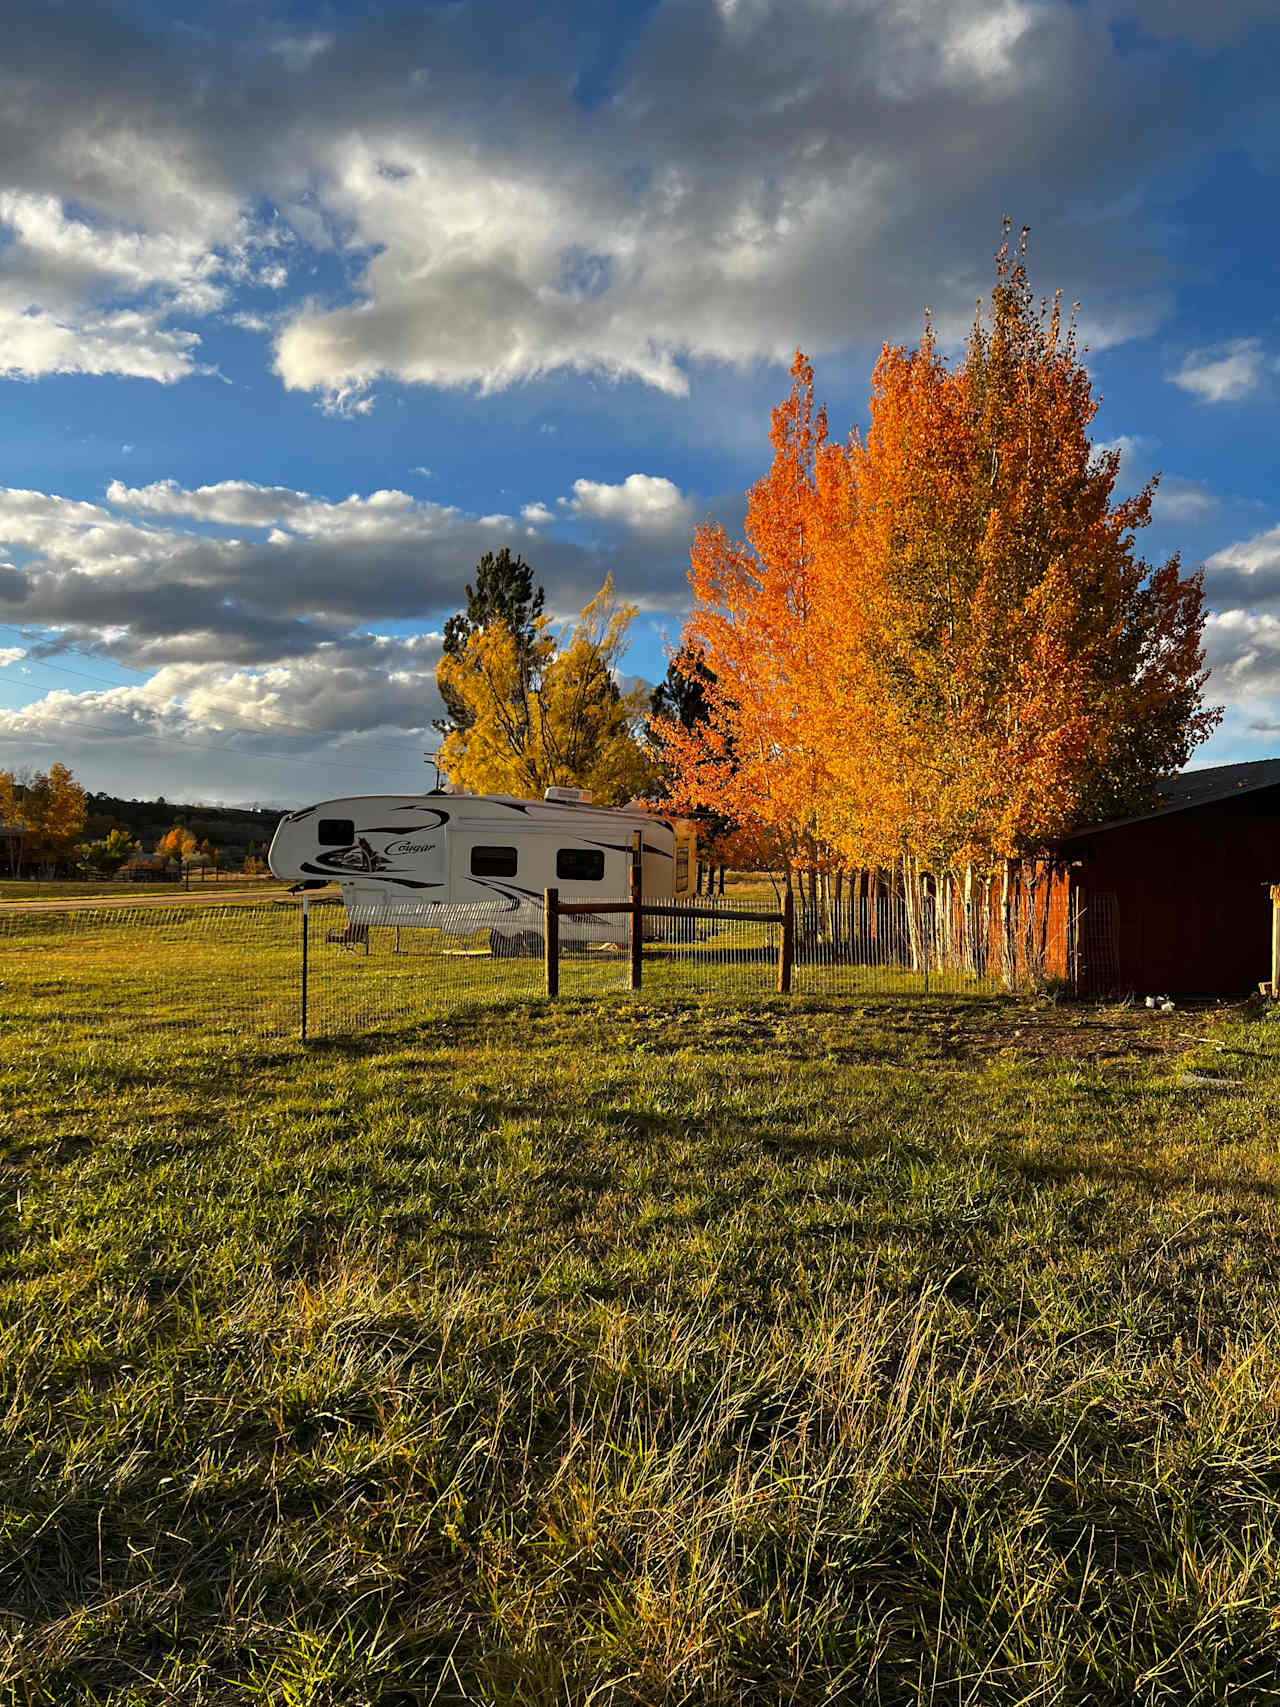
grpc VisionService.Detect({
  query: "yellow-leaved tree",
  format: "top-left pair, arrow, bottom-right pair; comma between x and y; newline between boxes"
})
157,825 -> 199,865
436,575 -> 654,805
0,763 -> 87,874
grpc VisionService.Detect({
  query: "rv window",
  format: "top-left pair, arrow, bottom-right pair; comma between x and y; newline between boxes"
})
470,845 -> 518,878
556,847 -> 605,882
675,846 -> 690,890
317,818 -> 355,845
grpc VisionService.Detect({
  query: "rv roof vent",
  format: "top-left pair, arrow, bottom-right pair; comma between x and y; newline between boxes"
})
545,786 -> 593,804
442,783 -> 474,796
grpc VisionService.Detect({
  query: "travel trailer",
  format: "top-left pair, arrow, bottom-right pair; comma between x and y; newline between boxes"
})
268,787 -> 696,946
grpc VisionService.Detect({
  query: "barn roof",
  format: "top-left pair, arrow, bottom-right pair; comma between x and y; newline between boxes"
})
1063,757 -> 1280,841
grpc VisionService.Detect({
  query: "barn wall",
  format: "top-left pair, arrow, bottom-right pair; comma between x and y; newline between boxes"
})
1062,789 -> 1280,996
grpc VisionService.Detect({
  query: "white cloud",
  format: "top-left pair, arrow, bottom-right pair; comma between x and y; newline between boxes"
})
1151,478 -> 1219,524
0,191 -> 225,302
1205,523 -> 1280,586
0,0 -> 1235,403
0,646 -> 25,667
107,478 -> 311,528
522,502 -> 554,524
0,647 -> 441,806
0,179 -> 250,381
1204,609 -> 1280,703
560,474 -> 697,536
0,638 -> 443,753
263,0 -> 1176,400
1169,338 -> 1268,404
1091,434 -> 1157,481
266,33 -> 337,73
0,471 -> 700,679
0,302 -> 203,383
1203,528 -> 1280,625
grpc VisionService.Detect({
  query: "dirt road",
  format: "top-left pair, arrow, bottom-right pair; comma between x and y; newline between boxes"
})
0,886 -> 308,915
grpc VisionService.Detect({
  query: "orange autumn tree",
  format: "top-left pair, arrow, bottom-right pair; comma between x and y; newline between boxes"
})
651,352 -> 852,882
659,228 -> 1218,976
839,224 -> 1218,876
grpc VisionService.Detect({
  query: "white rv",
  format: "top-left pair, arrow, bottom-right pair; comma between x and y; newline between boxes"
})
268,788 -> 696,946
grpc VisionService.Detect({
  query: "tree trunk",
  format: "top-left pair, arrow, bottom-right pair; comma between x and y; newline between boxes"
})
1038,863 -> 1055,983
903,856 -> 924,973
1000,859 -> 1015,989
1023,860 -> 1039,987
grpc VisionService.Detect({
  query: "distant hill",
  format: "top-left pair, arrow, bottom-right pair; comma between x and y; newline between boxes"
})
85,792 -> 287,859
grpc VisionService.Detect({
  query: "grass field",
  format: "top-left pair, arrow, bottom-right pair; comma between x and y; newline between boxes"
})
5,916 -> 1280,1702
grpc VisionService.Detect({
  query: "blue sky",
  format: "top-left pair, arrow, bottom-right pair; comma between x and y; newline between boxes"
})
0,0 -> 1278,806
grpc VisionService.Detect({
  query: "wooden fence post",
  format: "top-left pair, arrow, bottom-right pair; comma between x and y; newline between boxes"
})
544,887 -> 559,998
778,886 -> 795,994
629,831 -> 643,991
1271,883 -> 1280,998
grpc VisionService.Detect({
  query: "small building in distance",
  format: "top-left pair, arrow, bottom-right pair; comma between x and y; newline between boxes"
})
1060,757 -> 1280,997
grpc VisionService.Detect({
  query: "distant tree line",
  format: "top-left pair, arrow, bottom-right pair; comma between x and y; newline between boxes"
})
0,767 -> 285,880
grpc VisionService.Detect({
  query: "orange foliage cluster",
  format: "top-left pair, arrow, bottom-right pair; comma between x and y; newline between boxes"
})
655,231 -> 1219,880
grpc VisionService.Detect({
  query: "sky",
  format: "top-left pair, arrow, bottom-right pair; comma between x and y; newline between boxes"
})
0,0 -> 1278,809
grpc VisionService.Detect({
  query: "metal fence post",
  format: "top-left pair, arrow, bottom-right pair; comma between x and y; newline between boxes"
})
544,887 -> 559,998
778,887 -> 794,994
630,831 -> 643,991
300,895 -> 310,1043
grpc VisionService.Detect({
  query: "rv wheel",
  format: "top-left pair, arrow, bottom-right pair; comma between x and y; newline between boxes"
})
489,929 -> 518,958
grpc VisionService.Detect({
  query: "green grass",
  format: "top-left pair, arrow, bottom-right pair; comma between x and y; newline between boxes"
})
5,913 -> 1280,1701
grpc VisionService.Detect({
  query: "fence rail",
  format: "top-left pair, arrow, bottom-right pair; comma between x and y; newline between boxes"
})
541,880 -> 796,996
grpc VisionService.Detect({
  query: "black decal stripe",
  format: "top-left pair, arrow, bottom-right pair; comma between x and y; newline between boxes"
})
458,879 -> 522,912
360,822 -> 446,833
300,861 -> 442,889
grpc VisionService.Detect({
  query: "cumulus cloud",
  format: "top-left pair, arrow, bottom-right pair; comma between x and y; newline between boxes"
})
1203,524 -> 1280,611
0,646 -> 26,667
0,174 -> 248,382
0,0 -> 1249,403
0,638 -> 447,804
560,474 -> 698,537
270,0 -> 1174,402
1169,338 -> 1269,404
0,471 -> 703,676
0,642 -> 441,744
1203,609 -> 1280,703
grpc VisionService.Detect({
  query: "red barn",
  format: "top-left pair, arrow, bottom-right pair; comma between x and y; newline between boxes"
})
1059,758 -> 1280,997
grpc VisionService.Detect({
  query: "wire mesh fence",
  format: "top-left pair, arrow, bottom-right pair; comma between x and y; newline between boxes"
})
0,901 -> 299,1050
2,887 -> 1011,1053
304,892 -> 1005,1038
792,892 -> 1009,998
304,898 -> 548,1039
